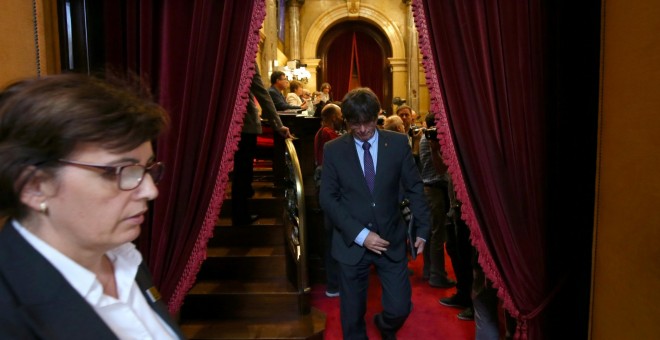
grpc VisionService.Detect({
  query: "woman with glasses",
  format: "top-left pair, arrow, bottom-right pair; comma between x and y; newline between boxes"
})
0,74 -> 184,339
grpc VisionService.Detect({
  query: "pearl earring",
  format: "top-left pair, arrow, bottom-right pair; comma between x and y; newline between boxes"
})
39,202 -> 48,215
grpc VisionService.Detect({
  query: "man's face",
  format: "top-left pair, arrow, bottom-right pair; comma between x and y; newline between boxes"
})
275,75 -> 288,90
397,109 -> 412,129
348,119 -> 377,142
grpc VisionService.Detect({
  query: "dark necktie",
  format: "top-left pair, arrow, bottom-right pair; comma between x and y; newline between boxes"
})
363,141 -> 375,193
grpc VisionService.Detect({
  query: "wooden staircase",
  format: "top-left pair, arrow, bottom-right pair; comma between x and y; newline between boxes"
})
178,167 -> 326,339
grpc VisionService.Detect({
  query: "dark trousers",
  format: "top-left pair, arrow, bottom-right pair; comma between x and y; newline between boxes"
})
323,214 -> 340,291
338,252 -> 411,340
445,211 -> 473,300
422,182 -> 449,282
231,133 -> 257,222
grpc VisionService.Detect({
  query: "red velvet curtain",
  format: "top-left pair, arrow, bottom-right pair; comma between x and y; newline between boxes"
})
326,30 -> 385,103
103,0 -> 265,313
326,31 -> 353,101
354,31 -> 384,103
413,1 -> 549,338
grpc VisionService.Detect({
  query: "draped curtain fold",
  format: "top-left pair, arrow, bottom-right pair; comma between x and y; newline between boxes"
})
104,0 -> 265,313
354,31 -> 384,103
413,1 -> 550,338
326,32 -> 353,101
348,33 -> 361,90
326,30 -> 385,103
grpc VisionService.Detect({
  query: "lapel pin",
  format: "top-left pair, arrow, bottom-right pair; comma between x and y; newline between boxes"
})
146,286 -> 162,303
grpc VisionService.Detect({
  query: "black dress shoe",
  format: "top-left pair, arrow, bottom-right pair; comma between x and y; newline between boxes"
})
439,293 -> 472,309
373,314 -> 397,340
457,307 -> 474,321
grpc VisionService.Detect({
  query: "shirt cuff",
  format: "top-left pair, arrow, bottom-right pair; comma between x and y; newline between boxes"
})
354,228 -> 370,246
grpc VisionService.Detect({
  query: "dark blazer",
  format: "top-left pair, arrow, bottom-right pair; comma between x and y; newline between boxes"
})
268,86 -> 301,111
243,65 -> 284,134
319,129 -> 430,265
0,222 -> 185,339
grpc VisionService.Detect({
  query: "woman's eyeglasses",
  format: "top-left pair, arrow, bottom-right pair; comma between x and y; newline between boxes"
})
58,159 -> 165,191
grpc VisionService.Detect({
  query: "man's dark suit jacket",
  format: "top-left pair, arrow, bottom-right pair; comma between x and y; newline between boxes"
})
243,66 -> 284,135
319,129 -> 430,265
0,222 -> 184,339
268,86 -> 301,111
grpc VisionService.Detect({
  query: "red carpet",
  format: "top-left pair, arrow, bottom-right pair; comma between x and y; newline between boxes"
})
311,254 -> 476,339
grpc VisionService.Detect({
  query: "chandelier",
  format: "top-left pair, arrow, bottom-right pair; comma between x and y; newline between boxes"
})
282,60 -> 311,84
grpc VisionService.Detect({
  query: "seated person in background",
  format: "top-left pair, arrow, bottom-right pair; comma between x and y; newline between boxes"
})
383,115 -> 406,134
0,74 -> 184,339
314,82 -> 333,116
313,103 -> 344,297
286,80 -> 305,108
268,71 -> 307,111
301,88 -> 315,115
319,82 -> 332,103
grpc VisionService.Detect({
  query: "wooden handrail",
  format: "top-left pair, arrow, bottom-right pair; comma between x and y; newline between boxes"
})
282,138 -> 310,296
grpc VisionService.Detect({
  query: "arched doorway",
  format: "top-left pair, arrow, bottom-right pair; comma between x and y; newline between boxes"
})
317,21 -> 393,112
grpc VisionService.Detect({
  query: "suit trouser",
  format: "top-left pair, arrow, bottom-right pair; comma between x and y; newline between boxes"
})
472,258 -> 499,340
422,183 -> 449,281
323,214 -> 340,291
231,133 -> 257,222
445,212 -> 474,300
338,251 -> 411,340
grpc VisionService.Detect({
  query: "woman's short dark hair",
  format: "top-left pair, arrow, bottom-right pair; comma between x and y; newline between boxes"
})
340,87 -> 380,124
0,73 -> 169,219
289,80 -> 302,92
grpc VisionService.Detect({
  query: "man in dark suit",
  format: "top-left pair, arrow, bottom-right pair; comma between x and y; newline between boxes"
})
320,88 -> 430,339
232,64 -> 292,226
268,70 -> 308,111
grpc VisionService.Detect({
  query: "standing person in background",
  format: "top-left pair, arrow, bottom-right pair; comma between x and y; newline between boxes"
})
396,105 -> 423,169
313,103 -> 344,298
383,115 -> 406,134
440,178 -> 475,320
268,71 -> 307,112
419,113 -> 455,288
0,73 -> 184,339
320,88 -> 430,340
232,65 -> 293,226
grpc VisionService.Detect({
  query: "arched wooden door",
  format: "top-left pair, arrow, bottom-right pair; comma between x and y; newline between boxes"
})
317,21 -> 393,112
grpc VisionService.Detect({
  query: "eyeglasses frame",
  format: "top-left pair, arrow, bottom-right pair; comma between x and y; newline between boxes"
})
57,159 -> 164,191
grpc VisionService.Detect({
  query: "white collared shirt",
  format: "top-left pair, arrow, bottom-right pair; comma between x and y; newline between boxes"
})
353,129 -> 379,175
353,130 -> 379,246
12,220 -> 177,340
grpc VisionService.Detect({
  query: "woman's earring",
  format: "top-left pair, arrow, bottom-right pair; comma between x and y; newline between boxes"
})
39,202 -> 48,215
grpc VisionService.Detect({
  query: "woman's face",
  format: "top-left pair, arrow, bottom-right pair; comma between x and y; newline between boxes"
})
295,86 -> 304,96
31,141 -> 159,256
